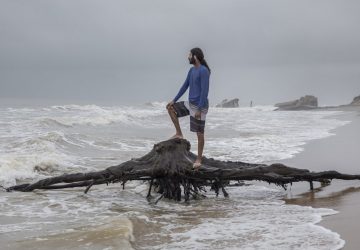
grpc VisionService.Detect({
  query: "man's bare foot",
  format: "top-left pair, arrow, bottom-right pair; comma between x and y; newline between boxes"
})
170,134 -> 183,139
193,159 -> 202,170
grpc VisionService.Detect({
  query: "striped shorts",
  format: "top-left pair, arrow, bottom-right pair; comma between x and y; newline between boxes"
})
172,101 -> 208,133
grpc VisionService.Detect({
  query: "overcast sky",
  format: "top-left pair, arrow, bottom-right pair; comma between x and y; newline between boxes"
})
1,0 -> 359,106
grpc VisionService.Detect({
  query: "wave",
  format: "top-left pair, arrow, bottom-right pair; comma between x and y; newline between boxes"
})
38,118 -> 73,128
130,185 -> 344,250
204,109 -> 350,162
0,153 -> 71,187
0,131 -> 81,186
43,104 -> 166,127
50,104 -> 106,111
4,103 -> 279,128
0,102 -> 351,250
144,101 -> 168,108
0,104 -> 351,187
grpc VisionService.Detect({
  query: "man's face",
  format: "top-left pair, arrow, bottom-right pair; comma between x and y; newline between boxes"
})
188,52 -> 195,64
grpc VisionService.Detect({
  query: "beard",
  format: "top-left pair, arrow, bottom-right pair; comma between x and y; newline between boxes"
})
188,56 -> 196,64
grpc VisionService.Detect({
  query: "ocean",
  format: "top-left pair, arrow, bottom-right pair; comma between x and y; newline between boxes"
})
0,102 -> 350,249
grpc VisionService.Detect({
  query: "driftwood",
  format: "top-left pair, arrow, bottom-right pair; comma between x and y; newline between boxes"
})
6,138 -> 360,202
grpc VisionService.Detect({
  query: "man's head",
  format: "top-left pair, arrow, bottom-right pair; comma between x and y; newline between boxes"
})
188,47 -> 211,73
188,47 -> 204,65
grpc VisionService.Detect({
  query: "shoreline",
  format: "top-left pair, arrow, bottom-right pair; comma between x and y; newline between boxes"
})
279,107 -> 360,250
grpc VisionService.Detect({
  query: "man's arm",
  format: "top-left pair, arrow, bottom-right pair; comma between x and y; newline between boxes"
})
173,68 -> 192,103
198,67 -> 210,110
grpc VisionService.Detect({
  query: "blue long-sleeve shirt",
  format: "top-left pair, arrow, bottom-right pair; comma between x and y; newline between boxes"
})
173,65 -> 210,110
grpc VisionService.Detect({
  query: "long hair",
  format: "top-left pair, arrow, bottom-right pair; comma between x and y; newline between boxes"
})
190,47 -> 211,74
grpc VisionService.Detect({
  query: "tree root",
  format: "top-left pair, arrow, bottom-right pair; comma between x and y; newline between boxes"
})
5,138 -> 360,202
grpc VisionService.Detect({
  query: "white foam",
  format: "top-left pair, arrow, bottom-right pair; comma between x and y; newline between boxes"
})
138,186 -> 345,250
0,182 -> 345,250
0,105 -> 350,186
0,151 -> 75,187
0,131 -> 78,186
45,104 -> 166,127
203,108 -> 350,162
0,104 -> 351,249
145,101 -> 168,108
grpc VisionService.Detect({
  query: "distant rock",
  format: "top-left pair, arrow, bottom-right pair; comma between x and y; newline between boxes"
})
216,98 -> 239,108
275,95 -> 318,111
350,95 -> 360,105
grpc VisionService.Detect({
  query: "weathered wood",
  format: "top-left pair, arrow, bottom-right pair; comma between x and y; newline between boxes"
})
6,138 -> 360,202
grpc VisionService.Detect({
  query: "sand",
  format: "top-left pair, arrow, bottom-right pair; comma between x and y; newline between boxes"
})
279,107 -> 360,250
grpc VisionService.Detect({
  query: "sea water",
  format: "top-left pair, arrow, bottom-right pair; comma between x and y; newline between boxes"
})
0,103 -> 350,249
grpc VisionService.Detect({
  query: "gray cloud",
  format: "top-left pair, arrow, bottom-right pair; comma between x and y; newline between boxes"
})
1,0 -> 359,106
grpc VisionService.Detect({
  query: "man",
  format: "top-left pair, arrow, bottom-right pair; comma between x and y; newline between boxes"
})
166,47 -> 210,170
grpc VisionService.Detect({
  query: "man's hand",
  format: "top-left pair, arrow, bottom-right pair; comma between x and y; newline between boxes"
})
195,111 -> 201,120
166,101 -> 174,110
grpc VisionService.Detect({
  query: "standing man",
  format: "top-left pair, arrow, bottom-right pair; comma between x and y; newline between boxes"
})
166,47 -> 211,169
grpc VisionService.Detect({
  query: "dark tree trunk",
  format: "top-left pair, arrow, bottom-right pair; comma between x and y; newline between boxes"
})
6,138 -> 360,202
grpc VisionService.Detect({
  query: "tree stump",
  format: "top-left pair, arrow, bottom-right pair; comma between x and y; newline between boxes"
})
6,138 -> 360,202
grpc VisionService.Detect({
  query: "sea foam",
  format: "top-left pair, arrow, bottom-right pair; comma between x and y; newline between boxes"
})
0,103 -> 350,250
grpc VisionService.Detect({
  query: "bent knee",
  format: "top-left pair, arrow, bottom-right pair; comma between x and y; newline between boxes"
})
167,106 -> 176,115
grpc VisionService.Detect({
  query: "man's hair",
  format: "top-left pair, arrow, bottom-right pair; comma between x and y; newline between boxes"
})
190,47 -> 211,74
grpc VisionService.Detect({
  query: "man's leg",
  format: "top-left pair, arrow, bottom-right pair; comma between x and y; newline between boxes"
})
194,132 -> 204,166
167,105 -> 183,138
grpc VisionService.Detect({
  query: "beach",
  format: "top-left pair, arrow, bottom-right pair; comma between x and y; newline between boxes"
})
280,107 -> 360,250
0,103 -> 358,249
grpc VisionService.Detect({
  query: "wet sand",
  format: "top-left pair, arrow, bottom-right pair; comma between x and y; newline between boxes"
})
280,107 -> 360,250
